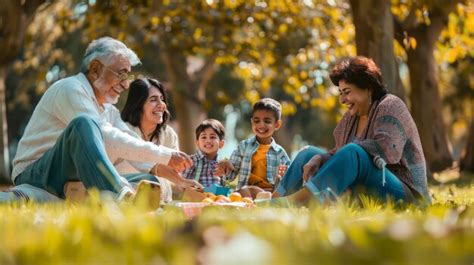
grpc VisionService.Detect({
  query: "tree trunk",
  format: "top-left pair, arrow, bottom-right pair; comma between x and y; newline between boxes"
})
0,0 -> 46,182
392,2 -> 459,174
161,51 -> 208,154
349,0 -> 406,101
0,68 -> 10,184
407,28 -> 452,172
173,87 -> 206,153
460,116 -> 474,172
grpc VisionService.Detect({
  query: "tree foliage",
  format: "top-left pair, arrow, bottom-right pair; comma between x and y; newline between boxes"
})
4,0 -> 472,171
388,0 -> 474,172
10,0 -> 355,152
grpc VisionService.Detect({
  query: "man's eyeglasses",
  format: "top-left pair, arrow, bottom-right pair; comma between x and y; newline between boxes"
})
105,67 -> 134,82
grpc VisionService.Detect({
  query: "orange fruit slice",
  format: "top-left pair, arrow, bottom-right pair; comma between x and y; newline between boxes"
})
229,192 -> 242,202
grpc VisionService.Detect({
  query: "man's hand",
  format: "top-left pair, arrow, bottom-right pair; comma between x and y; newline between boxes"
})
302,154 -> 323,182
214,159 -> 234,176
152,164 -> 181,181
167,151 -> 193,173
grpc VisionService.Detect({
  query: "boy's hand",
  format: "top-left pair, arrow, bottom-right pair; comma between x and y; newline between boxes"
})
167,151 -> 193,173
238,186 -> 265,199
215,160 -> 234,176
302,154 -> 322,182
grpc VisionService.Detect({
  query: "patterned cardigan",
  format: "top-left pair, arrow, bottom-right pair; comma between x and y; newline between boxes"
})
328,94 -> 430,202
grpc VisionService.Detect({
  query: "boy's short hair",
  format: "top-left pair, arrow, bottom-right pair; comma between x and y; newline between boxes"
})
251,98 -> 282,120
195,119 -> 226,140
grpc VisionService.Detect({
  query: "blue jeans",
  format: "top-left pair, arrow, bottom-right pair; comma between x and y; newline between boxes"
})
275,143 -> 408,202
14,115 -> 132,199
0,184 -> 62,203
0,175 -> 157,204
124,173 -> 158,183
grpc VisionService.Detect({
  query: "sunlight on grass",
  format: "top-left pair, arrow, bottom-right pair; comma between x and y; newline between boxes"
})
0,183 -> 473,264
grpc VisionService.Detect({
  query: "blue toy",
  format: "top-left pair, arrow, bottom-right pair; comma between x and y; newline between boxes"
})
204,183 -> 231,196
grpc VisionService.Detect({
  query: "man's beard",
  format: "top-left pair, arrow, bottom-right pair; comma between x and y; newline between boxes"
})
93,78 -> 119,104
105,93 -> 119,104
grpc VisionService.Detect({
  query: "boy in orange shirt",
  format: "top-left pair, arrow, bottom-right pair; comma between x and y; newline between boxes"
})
218,98 -> 290,197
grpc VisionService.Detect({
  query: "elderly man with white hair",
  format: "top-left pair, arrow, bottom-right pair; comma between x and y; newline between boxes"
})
1,37 -> 200,203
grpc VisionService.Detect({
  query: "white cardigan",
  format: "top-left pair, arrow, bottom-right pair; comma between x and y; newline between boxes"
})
12,73 -> 174,182
114,122 -> 179,174
114,122 -> 179,203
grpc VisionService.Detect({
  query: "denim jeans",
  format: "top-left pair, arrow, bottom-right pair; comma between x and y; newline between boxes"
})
14,115 -> 132,199
275,143 -> 407,202
124,173 -> 158,184
0,184 -> 61,203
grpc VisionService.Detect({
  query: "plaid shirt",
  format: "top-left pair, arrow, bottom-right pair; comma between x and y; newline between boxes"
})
226,136 -> 290,189
183,150 -> 223,188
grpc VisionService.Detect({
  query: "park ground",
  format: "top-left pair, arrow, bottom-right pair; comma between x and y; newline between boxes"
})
0,170 -> 473,265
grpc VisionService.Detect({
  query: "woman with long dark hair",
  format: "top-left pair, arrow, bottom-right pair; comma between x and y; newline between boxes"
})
117,77 -> 201,202
121,78 -> 178,149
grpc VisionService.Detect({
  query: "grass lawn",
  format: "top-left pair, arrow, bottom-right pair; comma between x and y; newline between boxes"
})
0,175 -> 473,265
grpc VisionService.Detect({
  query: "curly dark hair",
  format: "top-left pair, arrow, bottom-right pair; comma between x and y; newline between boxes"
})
329,56 -> 388,102
121,78 -> 170,142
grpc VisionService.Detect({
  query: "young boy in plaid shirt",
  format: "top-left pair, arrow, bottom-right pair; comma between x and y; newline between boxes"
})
218,98 -> 290,196
183,119 -> 226,188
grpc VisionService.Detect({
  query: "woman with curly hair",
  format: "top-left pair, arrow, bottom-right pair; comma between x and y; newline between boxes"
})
273,56 -> 429,206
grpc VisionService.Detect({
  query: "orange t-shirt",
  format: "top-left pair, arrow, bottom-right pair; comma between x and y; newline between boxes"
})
248,144 -> 273,190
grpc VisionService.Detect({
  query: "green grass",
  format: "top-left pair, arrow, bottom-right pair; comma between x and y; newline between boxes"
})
1,182 -> 473,265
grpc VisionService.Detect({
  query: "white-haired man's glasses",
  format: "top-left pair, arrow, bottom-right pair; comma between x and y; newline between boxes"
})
105,67 -> 134,82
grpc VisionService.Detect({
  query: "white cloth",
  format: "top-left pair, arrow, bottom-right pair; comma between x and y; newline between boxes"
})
113,122 -> 179,173
115,122 -> 180,202
12,73 -> 174,182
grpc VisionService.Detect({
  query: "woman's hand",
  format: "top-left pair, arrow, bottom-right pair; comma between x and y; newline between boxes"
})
177,178 -> 204,192
302,154 -> 323,182
152,164 -> 202,190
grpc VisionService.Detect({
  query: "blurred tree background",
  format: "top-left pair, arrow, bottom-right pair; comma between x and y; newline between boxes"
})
0,0 -> 472,183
